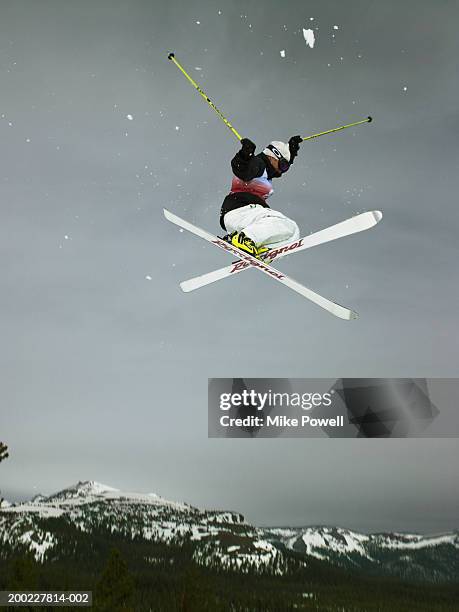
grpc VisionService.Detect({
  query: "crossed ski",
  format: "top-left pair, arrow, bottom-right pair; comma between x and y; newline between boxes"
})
163,209 -> 382,320
181,210 -> 382,293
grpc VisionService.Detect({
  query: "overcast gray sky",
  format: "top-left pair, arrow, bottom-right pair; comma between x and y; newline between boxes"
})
1,0 -> 458,533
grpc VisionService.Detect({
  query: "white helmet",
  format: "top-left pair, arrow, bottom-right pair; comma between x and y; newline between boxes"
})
263,141 -> 291,162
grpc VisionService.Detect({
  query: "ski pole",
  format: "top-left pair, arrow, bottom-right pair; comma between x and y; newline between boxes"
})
168,52 -> 242,141
302,116 -> 372,142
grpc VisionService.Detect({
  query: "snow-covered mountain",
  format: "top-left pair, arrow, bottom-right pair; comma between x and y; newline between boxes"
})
265,525 -> 459,582
1,482 -> 457,582
0,481 -> 294,575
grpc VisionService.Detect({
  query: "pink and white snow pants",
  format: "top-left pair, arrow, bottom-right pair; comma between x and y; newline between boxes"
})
223,204 -> 300,248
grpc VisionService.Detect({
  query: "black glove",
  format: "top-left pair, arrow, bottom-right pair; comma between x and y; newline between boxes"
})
288,135 -> 302,162
239,137 -> 256,159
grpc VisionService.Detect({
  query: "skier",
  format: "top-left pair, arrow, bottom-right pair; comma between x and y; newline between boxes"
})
220,135 -> 303,257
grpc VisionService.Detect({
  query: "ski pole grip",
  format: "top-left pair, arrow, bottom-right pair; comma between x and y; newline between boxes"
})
168,52 -> 175,60
367,116 -> 373,122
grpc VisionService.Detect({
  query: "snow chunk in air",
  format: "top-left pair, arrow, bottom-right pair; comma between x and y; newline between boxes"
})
280,49 -> 286,58
302,29 -> 315,49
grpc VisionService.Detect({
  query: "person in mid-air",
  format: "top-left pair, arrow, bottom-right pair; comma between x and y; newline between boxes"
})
220,135 -> 303,258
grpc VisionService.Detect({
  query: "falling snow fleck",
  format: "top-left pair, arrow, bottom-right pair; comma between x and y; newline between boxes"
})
403,86 -> 408,91
196,20 -> 200,25
175,126 -> 180,130
280,49 -> 286,58
126,114 -> 133,120
302,29 -> 315,49
145,275 -> 152,280
333,25 -> 339,30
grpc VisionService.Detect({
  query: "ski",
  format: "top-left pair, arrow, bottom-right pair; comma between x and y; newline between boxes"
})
163,209 -> 358,320
180,211 -> 382,292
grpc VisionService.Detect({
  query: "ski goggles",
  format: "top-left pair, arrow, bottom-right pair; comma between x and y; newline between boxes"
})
266,144 -> 291,173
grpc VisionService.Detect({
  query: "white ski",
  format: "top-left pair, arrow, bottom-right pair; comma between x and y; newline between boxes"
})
164,208 -> 358,320
181,211 -> 382,292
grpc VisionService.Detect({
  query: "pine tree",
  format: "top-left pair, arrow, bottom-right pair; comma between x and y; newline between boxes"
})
179,564 -> 217,611
0,442 -> 7,463
7,555 -> 39,612
95,548 -> 135,611
9,555 -> 38,590
0,441 -> 9,505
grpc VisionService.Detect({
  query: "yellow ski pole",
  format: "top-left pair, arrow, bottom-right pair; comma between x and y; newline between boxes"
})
168,52 -> 242,142
302,116 -> 372,141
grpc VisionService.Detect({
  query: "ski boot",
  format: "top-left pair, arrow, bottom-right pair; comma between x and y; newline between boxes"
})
229,231 -> 269,259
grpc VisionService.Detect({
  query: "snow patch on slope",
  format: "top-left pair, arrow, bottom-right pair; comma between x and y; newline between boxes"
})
301,527 -> 371,560
373,532 -> 459,550
40,481 -> 189,511
19,530 -> 56,562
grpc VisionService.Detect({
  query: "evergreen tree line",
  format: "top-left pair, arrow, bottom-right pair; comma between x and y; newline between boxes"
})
0,546 -> 458,612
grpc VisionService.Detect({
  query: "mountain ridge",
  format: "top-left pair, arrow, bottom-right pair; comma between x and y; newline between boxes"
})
1,481 -> 457,582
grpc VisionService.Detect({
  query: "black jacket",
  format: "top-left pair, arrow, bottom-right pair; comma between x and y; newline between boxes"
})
220,152 -> 277,230
231,151 -> 279,182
